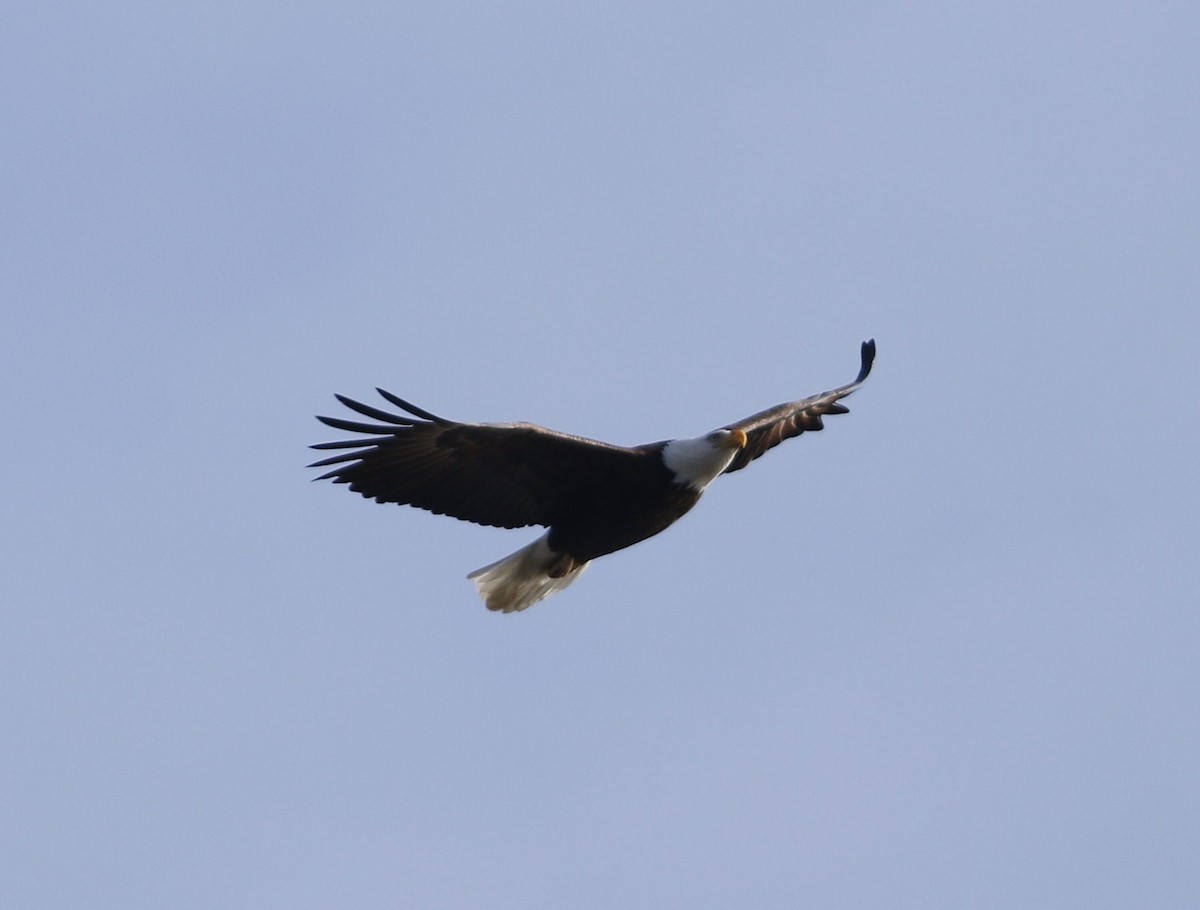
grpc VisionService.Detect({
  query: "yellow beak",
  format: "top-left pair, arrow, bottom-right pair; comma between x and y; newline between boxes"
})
723,428 -> 748,449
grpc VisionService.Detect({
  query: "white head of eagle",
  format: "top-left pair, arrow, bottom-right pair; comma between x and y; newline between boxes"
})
661,428 -> 749,490
310,339 -> 875,613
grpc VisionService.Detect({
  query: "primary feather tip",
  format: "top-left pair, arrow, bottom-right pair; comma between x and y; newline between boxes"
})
857,339 -> 876,383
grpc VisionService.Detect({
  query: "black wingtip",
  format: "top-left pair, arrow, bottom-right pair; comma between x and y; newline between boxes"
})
857,339 -> 877,383
374,389 -> 447,423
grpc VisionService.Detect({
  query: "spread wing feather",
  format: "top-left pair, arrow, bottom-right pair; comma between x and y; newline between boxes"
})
309,392 -> 649,529
721,339 -> 875,474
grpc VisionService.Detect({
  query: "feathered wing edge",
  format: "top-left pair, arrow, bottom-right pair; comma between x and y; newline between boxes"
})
309,390 -> 658,529
307,390 -> 449,478
721,338 -> 875,473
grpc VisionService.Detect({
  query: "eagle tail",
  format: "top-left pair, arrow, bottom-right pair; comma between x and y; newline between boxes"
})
468,534 -> 588,613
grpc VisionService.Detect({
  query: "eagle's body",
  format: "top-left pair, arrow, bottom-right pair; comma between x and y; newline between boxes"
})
311,339 -> 875,612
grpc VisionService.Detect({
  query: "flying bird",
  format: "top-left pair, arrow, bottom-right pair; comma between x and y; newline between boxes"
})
311,339 -> 875,613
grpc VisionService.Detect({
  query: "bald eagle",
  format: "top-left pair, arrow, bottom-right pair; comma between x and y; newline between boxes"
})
311,339 -> 875,612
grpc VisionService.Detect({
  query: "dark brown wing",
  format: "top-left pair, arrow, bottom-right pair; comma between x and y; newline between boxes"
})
721,339 -> 875,474
309,389 -> 650,529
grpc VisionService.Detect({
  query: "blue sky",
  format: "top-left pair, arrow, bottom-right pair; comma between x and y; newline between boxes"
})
3,2 -> 1198,907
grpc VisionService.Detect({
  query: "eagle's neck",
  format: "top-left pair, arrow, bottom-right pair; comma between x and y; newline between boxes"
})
661,436 -> 738,491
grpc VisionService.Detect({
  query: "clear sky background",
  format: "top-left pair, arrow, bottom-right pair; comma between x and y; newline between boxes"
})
3,2 -> 1197,908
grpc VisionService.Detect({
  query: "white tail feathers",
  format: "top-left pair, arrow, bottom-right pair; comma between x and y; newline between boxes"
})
467,533 -> 588,613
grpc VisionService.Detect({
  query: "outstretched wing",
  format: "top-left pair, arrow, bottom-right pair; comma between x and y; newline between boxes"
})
309,390 -> 649,529
720,339 -> 875,474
